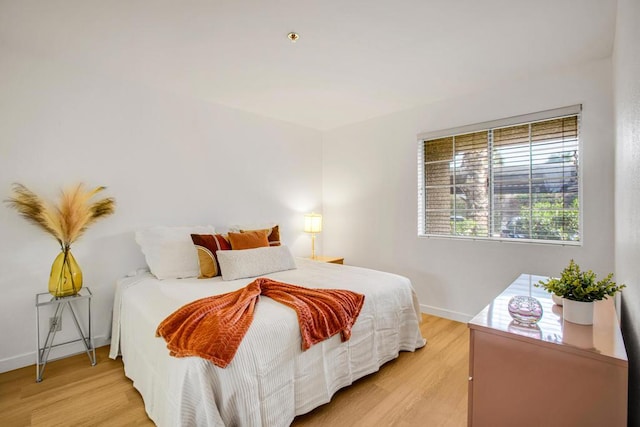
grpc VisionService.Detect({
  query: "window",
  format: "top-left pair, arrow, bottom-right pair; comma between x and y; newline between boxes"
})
418,105 -> 580,244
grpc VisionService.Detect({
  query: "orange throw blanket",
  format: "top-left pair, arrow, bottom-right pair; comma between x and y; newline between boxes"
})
156,277 -> 365,368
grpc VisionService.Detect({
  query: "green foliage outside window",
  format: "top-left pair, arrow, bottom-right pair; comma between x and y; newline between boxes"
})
516,198 -> 579,241
451,218 -> 479,236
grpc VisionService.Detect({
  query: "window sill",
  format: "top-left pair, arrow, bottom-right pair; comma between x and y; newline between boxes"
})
417,234 -> 582,247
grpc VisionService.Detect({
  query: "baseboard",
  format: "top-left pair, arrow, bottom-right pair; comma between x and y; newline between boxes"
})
421,304 -> 473,323
0,335 -> 110,374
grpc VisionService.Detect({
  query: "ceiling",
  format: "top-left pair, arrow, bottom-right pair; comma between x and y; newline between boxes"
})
0,0 -> 617,130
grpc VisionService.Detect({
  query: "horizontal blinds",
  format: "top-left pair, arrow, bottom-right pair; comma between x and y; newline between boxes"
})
423,131 -> 489,237
492,116 -> 579,241
424,137 -> 453,235
419,107 -> 580,243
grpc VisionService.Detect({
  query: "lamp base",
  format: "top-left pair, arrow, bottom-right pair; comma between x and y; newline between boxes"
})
310,233 -> 316,259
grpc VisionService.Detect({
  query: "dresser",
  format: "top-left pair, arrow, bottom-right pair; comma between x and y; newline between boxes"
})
467,274 -> 628,427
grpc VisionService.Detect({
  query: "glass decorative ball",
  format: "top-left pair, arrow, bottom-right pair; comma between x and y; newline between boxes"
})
508,295 -> 543,325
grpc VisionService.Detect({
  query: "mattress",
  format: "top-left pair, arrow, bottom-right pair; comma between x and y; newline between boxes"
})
109,259 -> 426,426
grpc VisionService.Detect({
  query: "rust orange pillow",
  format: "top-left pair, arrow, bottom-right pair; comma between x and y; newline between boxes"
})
190,234 -> 231,278
228,230 -> 269,250
240,225 -> 281,246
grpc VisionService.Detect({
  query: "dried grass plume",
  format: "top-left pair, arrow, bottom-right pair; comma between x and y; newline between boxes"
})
6,183 -> 115,249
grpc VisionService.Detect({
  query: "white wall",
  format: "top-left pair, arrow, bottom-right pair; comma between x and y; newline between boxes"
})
613,0 -> 640,423
0,45 -> 323,372
323,58 -> 615,321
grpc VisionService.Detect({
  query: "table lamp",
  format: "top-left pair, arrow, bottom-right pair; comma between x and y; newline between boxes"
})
304,213 -> 322,259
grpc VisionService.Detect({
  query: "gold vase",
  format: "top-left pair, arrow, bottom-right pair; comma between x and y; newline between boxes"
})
48,248 -> 83,297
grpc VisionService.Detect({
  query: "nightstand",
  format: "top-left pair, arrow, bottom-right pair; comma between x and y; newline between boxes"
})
309,256 -> 344,265
35,287 -> 96,382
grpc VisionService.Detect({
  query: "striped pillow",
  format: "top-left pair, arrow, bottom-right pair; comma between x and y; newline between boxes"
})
190,234 -> 231,278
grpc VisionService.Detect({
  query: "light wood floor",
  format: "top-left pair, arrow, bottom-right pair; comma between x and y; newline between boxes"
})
0,314 -> 469,426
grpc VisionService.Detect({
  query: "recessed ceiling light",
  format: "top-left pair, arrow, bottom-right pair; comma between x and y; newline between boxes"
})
287,32 -> 299,43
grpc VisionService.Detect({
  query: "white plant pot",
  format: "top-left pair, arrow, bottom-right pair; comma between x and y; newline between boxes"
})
562,299 -> 594,325
551,294 -> 563,306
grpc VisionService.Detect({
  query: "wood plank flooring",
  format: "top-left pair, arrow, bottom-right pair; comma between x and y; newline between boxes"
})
0,314 -> 469,426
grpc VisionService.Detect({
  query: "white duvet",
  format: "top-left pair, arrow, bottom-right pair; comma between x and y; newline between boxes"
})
109,259 -> 426,426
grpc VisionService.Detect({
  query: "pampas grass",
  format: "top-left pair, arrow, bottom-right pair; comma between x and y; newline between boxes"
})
6,183 -> 115,249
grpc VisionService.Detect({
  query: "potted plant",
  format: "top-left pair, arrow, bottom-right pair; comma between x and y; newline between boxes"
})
536,259 -> 625,325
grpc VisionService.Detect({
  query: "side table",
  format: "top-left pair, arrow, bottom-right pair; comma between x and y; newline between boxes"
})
35,287 -> 96,382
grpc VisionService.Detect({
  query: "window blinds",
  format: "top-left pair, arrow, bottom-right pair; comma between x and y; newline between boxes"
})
418,105 -> 580,243
423,132 -> 489,237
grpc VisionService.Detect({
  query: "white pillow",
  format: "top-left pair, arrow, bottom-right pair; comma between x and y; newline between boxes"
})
135,225 -> 216,279
217,246 -> 296,281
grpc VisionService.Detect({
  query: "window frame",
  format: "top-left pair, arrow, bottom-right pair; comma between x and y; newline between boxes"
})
417,105 -> 582,245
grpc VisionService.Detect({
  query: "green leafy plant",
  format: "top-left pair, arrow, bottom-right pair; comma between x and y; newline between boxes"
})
536,259 -> 625,302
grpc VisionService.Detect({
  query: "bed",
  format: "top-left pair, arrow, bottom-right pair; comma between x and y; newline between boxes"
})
109,258 -> 426,426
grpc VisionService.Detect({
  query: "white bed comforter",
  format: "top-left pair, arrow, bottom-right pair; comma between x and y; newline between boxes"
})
109,259 -> 425,427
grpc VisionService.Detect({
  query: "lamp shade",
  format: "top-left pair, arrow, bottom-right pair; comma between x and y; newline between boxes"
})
304,213 -> 322,233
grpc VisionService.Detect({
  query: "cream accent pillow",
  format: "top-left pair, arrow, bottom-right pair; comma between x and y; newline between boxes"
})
216,246 -> 296,281
135,225 -> 216,279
